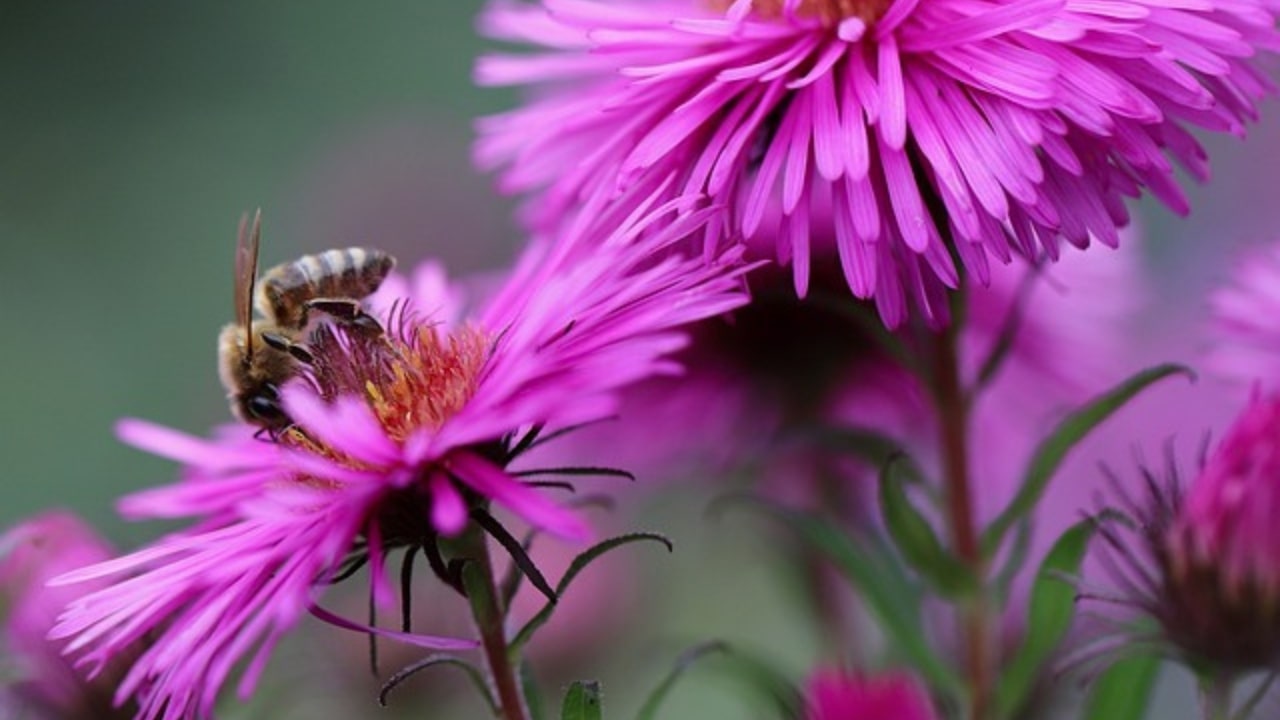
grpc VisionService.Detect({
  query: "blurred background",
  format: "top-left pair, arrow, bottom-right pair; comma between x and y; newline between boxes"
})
1,2 -> 1278,718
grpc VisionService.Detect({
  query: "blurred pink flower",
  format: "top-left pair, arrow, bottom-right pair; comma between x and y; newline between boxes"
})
1181,392 -> 1280,598
560,223 -> 1141,513
477,0 -> 1276,325
1095,392 -> 1280,671
804,667 -> 937,720
50,206 -> 752,720
1207,240 -> 1280,388
0,511 -> 130,720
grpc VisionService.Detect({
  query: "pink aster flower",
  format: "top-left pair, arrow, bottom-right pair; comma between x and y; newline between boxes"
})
804,668 -> 938,720
1207,240 -> 1280,388
1094,392 -> 1280,671
50,205 -> 751,720
1,511 -> 132,720
477,0 -> 1276,325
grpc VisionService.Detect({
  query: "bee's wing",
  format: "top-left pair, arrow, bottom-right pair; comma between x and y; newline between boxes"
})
234,209 -> 262,358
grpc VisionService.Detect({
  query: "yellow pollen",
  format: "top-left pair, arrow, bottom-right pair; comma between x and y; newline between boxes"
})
364,380 -> 384,406
366,324 -> 489,443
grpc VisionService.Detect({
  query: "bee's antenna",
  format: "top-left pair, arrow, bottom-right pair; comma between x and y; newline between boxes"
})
234,209 -> 263,361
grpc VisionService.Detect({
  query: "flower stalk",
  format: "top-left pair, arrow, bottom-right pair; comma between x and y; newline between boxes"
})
459,522 -> 530,720
932,311 -> 992,720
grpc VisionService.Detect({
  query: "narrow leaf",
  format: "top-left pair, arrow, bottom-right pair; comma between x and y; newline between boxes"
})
996,518 -> 1098,718
562,681 -> 604,720
635,643 -> 727,720
378,654 -> 497,714
984,364 -> 1192,554
522,662 -> 547,720
878,459 -> 973,596
1083,655 -> 1161,720
992,520 -> 1032,603
701,643 -> 804,719
726,497 -> 962,697
510,533 -> 673,657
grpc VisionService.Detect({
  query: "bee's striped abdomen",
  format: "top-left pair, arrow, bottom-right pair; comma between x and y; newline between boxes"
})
256,247 -> 395,328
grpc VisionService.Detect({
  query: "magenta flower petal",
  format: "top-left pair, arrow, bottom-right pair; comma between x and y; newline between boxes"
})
804,668 -> 938,720
309,605 -> 479,650
282,390 -> 402,467
116,418 -> 261,471
1182,392 -> 1280,589
478,0 -> 1276,325
428,470 -> 469,536
1,512 -> 125,719
1207,240 -> 1280,388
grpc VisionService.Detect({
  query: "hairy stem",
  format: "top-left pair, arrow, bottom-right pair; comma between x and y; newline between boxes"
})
461,528 -> 530,720
933,317 -> 991,720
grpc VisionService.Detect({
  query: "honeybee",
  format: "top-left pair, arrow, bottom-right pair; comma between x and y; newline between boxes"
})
217,210 -> 396,430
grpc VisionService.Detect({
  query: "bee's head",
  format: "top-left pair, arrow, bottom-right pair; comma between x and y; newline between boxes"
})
218,322 -> 297,430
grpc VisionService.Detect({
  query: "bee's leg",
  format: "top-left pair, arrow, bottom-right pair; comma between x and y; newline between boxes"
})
307,298 -> 383,334
260,332 -> 315,364
268,422 -> 299,442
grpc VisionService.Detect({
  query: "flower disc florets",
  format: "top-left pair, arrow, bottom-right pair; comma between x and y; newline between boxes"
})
304,315 -> 489,444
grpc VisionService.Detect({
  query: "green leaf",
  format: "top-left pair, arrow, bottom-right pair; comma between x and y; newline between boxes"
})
878,459 -> 974,596
701,643 -> 804,719
523,662 -> 547,720
510,533 -> 674,658
992,520 -> 1033,604
983,363 -> 1193,554
561,681 -> 603,720
377,654 -> 497,715
725,497 -> 962,698
996,518 -> 1098,718
635,642 -> 727,720
1083,655 -> 1161,720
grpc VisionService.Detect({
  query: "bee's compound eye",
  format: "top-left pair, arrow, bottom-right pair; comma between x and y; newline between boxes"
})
246,395 -> 286,423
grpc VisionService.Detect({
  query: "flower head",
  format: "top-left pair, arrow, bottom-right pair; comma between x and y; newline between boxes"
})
1,512 -> 131,720
804,667 -> 938,720
478,0 -> 1276,325
1094,392 -> 1280,671
51,206 -> 751,720
1207,240 -> 1280,388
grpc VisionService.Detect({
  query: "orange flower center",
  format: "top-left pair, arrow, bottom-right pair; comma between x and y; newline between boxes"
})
710,0 -> 891,25
284,321 -> 489,459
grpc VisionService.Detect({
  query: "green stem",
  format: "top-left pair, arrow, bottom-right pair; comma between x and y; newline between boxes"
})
461,527 -> 530,720
933,314 -> 991,720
